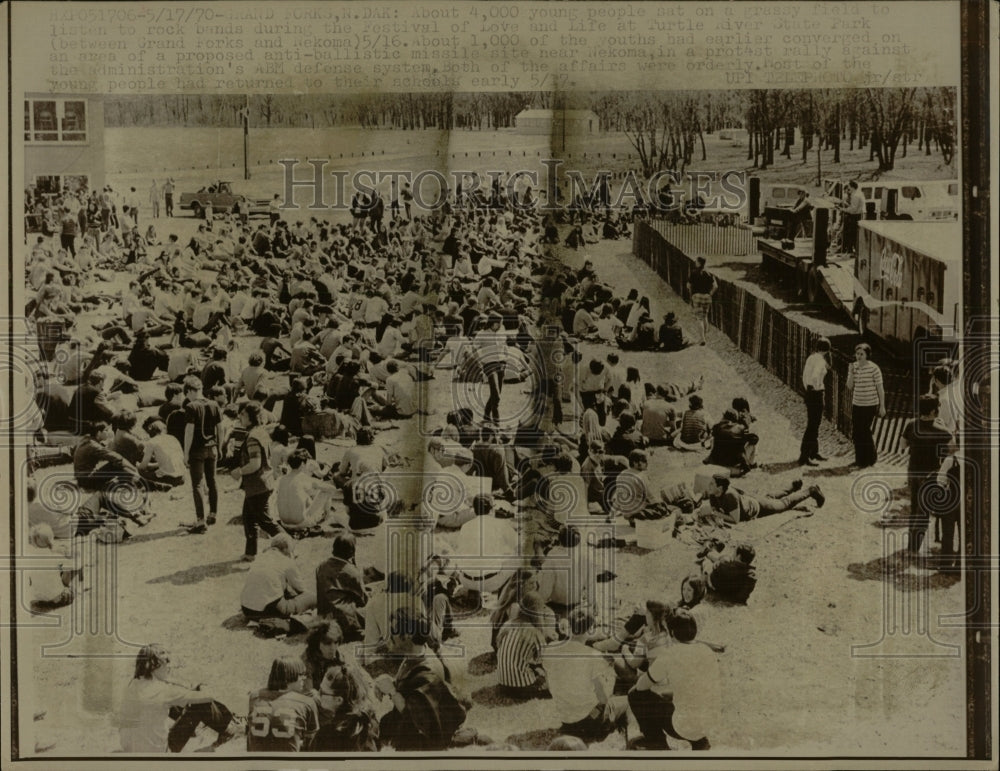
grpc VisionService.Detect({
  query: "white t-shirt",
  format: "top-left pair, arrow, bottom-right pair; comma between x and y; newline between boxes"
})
119,677 -> 193,752
385,370 -> 417,416
543,639 -> 614,724
646,641 -> 721,741
142,434 -> 185,479
239,551 -> 304,612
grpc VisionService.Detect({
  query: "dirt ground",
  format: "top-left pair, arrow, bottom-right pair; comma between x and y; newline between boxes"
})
17,221 -> 966,758
16,128 -> 966,757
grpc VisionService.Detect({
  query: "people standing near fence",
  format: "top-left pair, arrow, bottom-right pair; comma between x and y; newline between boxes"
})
798,337 -> 831,466
900,393 -> 956,558
685,257 -> 717,346
845,343 -> 885,468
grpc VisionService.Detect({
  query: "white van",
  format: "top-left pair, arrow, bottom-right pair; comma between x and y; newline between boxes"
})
877,181 -> 958,221
821,178 -> 957,221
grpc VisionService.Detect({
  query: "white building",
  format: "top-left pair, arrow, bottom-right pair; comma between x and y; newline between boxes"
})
514,109 -> 599,136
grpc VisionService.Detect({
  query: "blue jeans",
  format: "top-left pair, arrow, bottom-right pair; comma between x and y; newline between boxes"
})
188,445 -> 218,522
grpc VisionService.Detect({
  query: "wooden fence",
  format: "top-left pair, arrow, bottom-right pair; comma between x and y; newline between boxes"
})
647,220 -> 755,258
633,221 -> 915,461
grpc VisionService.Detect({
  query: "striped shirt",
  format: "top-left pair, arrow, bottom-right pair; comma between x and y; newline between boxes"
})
851,361 -> 883,407
496,621 -> 546,688
680,409 -> 711,444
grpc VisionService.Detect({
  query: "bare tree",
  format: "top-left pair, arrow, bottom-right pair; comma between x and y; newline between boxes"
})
864,87 -> 918,171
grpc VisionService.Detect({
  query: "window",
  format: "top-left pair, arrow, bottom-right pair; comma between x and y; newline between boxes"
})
24,98 -> 88,143
901,186 -> 921,200
33,175 -> 89,197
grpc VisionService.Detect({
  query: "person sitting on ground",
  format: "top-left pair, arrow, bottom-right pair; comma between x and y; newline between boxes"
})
302,620 -> 348,690
610,450 -> 662,524
594,303 -> 624,343
247,657 -> 320,752
128,330 -> 169,381
26,478 -> 76,540
658,312 -> 691,352
641,385 -> 681,446
495,590 -> 552,700
536,524 -> 593,610
543,607 -> 627,742
470,424 -> 517,500
110,410 -> 145,467
676,394 -> 712,448
704,408 -> 759,474
381,359 -> 418,418
629,608 -> 720,750
572,302 -> 600,339
73,419 -> 151,534
373,608 -> 471,752
275,448 -> 340,532
315,533 -> 368,642
615,599 -> 675,701
331,427 -> 387,530
67,370 -> 116,435
607,412 -> 647,458
239,534 -> 317,620
137,418 -> 185,488
26,524 -> 79,610
311,659 -> 380,752
702,473 -> 824,525
119,644 -> 239,753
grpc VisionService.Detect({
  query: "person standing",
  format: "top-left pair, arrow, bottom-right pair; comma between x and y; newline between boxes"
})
60,207 -> 78,258
845,342 -> 885,468
163,179 -> 174,217
842,180 -> 865,254
229,401 -> 282,561
149,180 -> 160,219
798,336 -> 831,466
685,257 -> 717,346
182,376 -> 222,534
474,313 -> 507,424
900,394 -> 956,557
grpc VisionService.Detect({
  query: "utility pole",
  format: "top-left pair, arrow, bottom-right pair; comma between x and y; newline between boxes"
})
242,95 -> 250,180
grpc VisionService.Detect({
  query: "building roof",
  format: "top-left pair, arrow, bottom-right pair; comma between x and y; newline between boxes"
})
515,109 -> 598,120
861,221 -> 961,266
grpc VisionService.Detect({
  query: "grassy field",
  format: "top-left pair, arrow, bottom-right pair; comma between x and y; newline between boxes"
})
105,126 -> 957,214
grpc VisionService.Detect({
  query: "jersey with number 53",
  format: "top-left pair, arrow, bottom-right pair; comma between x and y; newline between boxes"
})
246,688 -> 320,752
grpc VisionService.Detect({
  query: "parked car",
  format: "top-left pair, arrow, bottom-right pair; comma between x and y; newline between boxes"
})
177,181 -> 270,219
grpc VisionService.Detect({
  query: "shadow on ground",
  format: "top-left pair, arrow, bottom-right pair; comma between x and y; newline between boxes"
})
846,548 -> 961,592
147,559 -> 250,586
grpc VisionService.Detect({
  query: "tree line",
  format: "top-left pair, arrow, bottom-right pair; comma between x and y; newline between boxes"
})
104,88 -> 955,178
103,93 -> 535,132
589,88 -> 955,178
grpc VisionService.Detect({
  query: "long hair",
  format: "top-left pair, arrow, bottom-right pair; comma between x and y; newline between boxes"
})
133,643 -> 169,680
267,656 -> 307,691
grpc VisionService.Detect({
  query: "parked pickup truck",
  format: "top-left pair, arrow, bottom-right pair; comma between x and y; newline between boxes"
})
177,181 -> 271,219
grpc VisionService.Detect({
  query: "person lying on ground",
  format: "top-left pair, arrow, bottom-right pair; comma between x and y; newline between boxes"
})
701,473 -> 824,525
